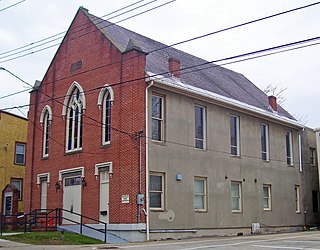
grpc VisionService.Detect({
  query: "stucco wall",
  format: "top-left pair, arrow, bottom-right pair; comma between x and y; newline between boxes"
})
148,85 -> 309,235
0,111 -> 27,213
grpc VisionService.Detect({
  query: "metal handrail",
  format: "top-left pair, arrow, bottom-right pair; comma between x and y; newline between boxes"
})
0,208 -> 108,243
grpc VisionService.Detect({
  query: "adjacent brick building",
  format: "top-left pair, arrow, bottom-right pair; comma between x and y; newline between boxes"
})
25,7 -> 319,241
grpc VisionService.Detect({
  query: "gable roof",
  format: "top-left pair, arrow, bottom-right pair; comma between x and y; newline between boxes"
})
83,8 -> 295,121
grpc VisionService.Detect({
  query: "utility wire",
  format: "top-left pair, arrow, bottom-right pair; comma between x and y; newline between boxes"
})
0,0 -> 25,12
1,36 -> 319,113
0,0 -> 145,57
0,0 -> 164,61
1,0 -> 318,64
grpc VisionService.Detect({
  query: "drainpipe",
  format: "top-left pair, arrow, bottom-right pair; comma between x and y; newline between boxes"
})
137,130 -> 143,223
145,80 -> 153,241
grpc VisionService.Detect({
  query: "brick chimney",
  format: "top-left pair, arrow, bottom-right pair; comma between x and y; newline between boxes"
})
168,57 -> 180,78
268,95 -> 277,112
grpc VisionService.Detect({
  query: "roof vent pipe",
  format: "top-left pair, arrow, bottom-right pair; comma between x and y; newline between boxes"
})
268,95 -> 278,112
168,57 -> 181,78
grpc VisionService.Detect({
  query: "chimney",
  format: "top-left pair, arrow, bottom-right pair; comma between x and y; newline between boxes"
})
268,95 -> 277,112
168,57 -> 180,78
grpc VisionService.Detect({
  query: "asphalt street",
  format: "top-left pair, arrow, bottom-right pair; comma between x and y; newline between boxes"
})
1,230 -> 320,249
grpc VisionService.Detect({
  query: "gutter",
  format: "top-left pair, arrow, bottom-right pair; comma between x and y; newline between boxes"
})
145,80 -> 154,241
146,72 -> 304,129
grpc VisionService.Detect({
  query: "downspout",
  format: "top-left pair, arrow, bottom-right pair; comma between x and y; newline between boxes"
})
315,129 -> 320,193
145,80 -> 154,241
30,89 -> 39,212
298,132 -> 303,173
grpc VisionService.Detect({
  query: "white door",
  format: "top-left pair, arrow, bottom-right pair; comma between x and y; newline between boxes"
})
99,171 -> 109,223
63,176 -> 81,224
40,180 -> 47,211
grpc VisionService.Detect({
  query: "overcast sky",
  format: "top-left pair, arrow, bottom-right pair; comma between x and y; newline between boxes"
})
0,0 -> 319,128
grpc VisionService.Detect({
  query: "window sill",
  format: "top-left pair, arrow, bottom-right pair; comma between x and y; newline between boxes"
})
65,149 -> 83,155
151,140 -> 166,146
230,155 -> 241,158
150,208 -> 165,212
41,156 -> 49,160
232,211 -> 242,214
263,209 -> 272,212
194,209 -> 207,213
100,142 -> 111,148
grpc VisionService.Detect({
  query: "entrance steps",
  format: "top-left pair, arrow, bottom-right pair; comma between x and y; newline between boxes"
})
57,224 -> 128,243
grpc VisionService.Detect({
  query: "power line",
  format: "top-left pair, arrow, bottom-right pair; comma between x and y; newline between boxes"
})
0,0 -> 145,57
1,0 -> 318,64
0,0 -> 166,62
0,0 -> 25,12
1,36 -> 319,113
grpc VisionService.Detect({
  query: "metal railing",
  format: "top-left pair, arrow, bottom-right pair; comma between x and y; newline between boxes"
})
0,208 -> 108,243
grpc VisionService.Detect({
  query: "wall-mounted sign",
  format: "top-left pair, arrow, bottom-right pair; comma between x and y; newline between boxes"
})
121,195 -> 129,203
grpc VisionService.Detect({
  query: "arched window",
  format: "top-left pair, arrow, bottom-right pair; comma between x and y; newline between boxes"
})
98,85 -> 114,145
40,105 -> 52,158
63,82 -> 86,152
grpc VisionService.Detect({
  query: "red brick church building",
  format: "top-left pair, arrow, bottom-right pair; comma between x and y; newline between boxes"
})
25,7 -> 319,242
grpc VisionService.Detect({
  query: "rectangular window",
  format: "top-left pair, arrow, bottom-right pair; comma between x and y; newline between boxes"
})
11,179 -> 23,200
15,143 -> 26,165
149,173 -> 164,210
263,184 -> 271,210
312,191 -> 319,213
310,147 -> 316,166
195,105 -> 206,149
231,181 -> 242,212
261,124 -> 269,161
295,185 -> 300,213
230,115 -> 240,156
194,177 -> 207,211
151,95 -> 163,142
286,131 -> 293,166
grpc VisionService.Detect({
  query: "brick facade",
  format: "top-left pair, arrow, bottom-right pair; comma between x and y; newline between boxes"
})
25,8 -> 146,224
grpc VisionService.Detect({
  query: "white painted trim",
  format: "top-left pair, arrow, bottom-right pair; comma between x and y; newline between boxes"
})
97,84 -> 114,107
36,173 -> 50,185
94,162 -> 113,176
40,105 -> 53,123
146,72 -> 304,129
59,166 -> 84,181
62,81 -> 86,117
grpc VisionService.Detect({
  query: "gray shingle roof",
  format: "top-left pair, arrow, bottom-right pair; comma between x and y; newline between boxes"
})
84,8 -> 295,120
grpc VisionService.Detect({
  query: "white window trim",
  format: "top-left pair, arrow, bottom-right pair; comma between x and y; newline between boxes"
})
195,105 -> 206,150
261,123 -> 270,161
149,172 -> 165,211
36,173 -> 51,185
59,167 -> 84,181
295,185 -> 301,213
231,181 -> 242,213
286,131 -> 294,166
41,107 -> 52,158
94,162 -> 113,177
194,177 -> 207,212
263,184 -> 272,211
62,81 -> 86,117
151,94 -> 164,142
230,115 -> 240,156
64,83 -> 85,153
15,143 -> 26,165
